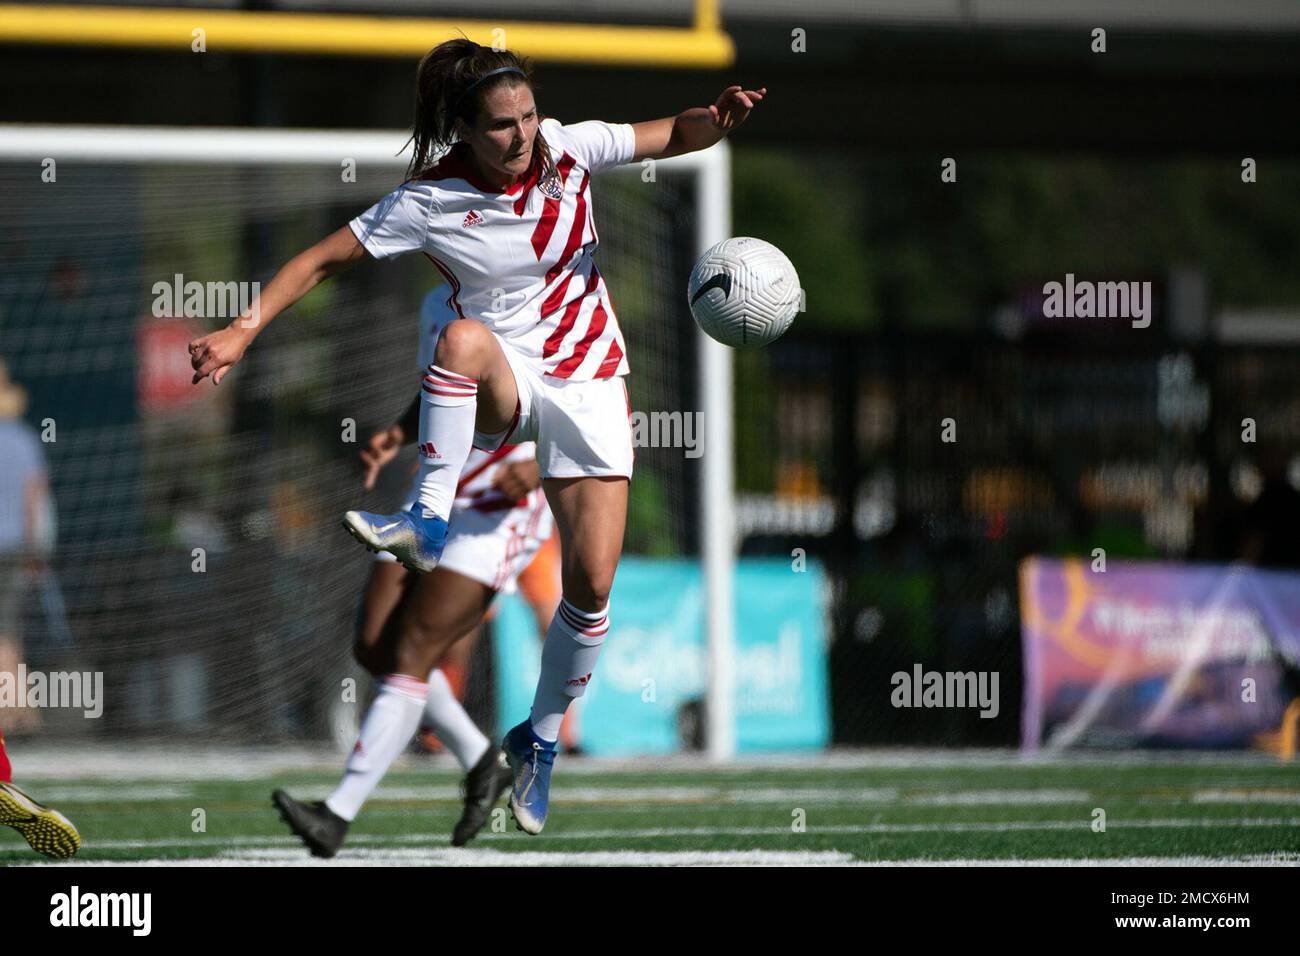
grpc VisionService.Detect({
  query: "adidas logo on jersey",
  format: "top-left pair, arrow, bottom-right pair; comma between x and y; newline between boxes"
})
462,210 -> 485,227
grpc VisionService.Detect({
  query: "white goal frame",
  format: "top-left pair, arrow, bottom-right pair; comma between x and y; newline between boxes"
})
0,124 -> 738,760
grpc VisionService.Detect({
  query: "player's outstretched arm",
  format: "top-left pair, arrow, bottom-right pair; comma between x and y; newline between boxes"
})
188,225 -> 368,385
631,85 -> 767,162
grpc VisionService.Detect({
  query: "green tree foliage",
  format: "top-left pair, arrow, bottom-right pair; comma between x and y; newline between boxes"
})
732,149 -> 875,329
734,150 -> 1300,332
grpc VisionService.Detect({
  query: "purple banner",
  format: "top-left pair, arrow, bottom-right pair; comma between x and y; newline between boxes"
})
1020,557 -> 1300,750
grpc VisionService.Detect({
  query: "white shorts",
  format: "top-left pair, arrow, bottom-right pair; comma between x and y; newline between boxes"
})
472,334 -> 635,480
376,490 -> 553,595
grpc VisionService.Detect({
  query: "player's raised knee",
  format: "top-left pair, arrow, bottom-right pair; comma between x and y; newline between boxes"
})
432,319 -> 490,374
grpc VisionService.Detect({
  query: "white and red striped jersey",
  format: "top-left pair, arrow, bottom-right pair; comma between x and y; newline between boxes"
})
415,287 -> 541,515
351,117 -> 635,382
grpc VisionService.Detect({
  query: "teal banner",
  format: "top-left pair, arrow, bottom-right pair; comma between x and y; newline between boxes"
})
492,557 -> 831,755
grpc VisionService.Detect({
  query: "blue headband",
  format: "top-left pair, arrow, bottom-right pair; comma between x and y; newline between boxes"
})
451,66 -> 528,119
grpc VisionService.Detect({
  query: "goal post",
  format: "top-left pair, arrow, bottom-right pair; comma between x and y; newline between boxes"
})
0,123 -> 738,759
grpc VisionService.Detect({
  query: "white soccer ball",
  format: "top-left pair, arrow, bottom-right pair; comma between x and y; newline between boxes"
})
687,237 -> 800,348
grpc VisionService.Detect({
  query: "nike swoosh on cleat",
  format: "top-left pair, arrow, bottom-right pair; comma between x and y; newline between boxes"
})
373,521 -> 401,534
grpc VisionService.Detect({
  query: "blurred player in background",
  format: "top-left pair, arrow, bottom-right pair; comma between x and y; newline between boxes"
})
273,287 -> 556,856
0,361 -> 80,859
0,731 -> 81,859
190,38 -> 764,833
416,534 -> 579,756
0,359 -> 56,733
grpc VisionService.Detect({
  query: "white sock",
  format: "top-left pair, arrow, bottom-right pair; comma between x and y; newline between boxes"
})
529,598 -> 608,742
325,674 -> 428,822
423,667 -> 490,771
417,364 -> 478,520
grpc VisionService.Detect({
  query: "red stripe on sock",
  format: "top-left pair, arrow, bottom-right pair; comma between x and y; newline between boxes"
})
423,376 -> 477,394
426,365 -> 477,386
558,601 -> 608,637
423,385 -> 477,399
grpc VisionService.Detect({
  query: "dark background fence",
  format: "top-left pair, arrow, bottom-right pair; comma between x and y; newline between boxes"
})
737,324 -> 1300,745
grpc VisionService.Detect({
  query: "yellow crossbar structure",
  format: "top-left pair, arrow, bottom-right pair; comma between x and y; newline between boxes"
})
0,3 -> 733,67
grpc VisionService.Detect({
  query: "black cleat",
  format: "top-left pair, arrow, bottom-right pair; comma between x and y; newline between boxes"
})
451,748 -> 513,847
272,789 -> 348,859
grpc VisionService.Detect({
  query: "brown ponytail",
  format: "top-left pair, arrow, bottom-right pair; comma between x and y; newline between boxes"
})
404,38 -> 556,185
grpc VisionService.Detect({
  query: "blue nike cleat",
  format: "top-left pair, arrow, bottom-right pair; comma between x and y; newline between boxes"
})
342,507 -> 448,573
502,721 -> 556,835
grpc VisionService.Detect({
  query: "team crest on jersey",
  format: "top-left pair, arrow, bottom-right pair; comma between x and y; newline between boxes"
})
539,171 -> 564,201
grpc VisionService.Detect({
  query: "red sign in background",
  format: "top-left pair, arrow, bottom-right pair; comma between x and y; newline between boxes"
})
137,316 -> 205,414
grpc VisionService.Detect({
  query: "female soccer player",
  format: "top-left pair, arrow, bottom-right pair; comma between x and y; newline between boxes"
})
190,37 -> 765,834
273,286 -> 554,855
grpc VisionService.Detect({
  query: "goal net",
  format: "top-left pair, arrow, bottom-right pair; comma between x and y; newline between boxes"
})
0,127 -> 725,746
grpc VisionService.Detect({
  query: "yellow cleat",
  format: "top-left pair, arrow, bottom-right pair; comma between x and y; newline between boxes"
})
0,781 -> 82,859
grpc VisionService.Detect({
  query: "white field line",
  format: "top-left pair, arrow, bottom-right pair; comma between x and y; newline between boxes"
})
13,815 -> 1300,854
29,785 -> 198,802
8,745 -> 1293,780
29,782 -> 1300,808
18,848 -> 859,867
1193,790 -> 1300,805
0,784 -> 902,805
905,789 -> 1089,805
855,854 -> 1300,867
366,786 -> 1094,806
17,849 -> 1300,868
458,817 -> 1300,839
10,784 -> 1069,805
368,785 -> 905,804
